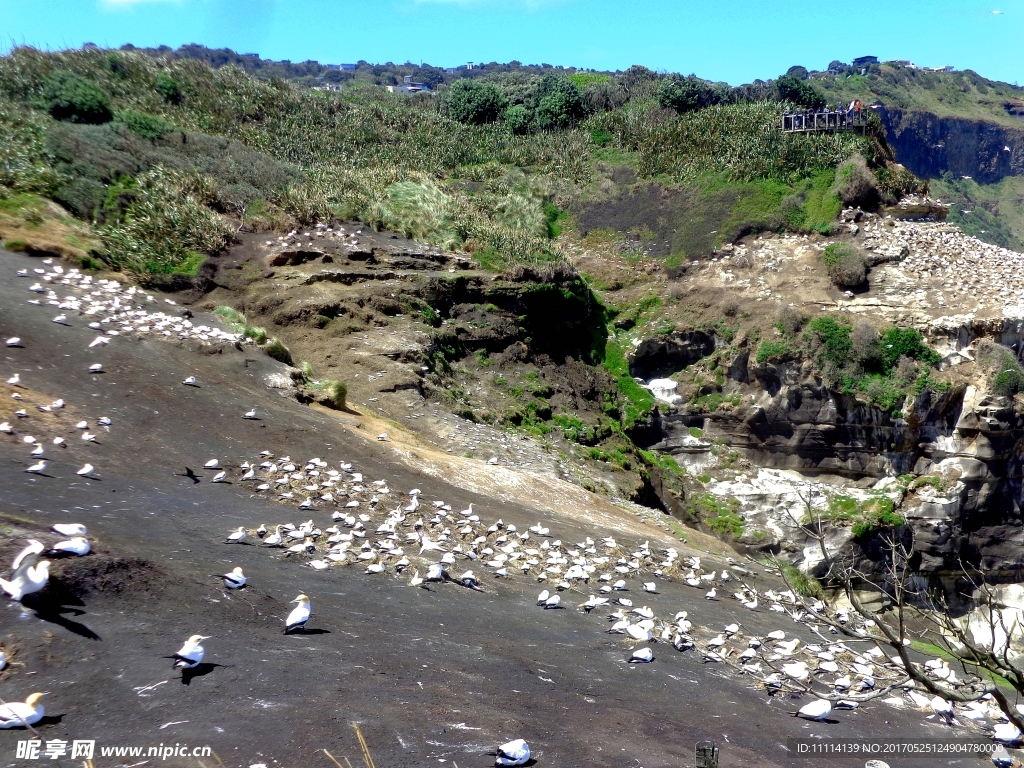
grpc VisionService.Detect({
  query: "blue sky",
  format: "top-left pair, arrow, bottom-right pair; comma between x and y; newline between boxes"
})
1,0 -> 1021,85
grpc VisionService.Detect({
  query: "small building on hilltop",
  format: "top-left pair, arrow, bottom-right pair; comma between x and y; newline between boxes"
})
386,75 -> 432,95
852,55 -> 879,67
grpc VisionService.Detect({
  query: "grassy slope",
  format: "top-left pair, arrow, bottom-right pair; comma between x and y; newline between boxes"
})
817,64 -> 1024,128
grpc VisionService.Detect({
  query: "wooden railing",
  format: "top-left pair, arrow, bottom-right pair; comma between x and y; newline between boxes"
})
782,111 -> 869,133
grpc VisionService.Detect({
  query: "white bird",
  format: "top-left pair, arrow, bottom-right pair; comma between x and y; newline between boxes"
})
543,594 -> 561,609
1,560 -> 50,600
211,471 -> 227,483
225,527 -> 246,544
243,408 -> 257,419
797,699 -> 832,721
88,363 -> 103,373
217,567 -> 246,589
52,523 -> 87,537
172,634 -> 209,669
30,445 -> 43,457
537,589 -> 550,605
51,537 -> 90,556
495,738 -> 531,766
98,416 -> 111,426
643,582 -> 657,593
0,650 -> 5,671
0,692 -> 47,729
705,587 -> 717,600
365,563 -> 385,574
53,436 -> 65,446
630,647 -> 654,663
81,432 -> 96,442
5,338 -> 20,347
263,526 -> 284,547
930,695 -> 954,722
76,463 -> 94,476
182,376 -> 198,386
11,540 -> 44,571
24,460 -> 46,474
284,594 -> 311,634
204,459 -> 220,469
6,373 -> 19,385
53,314 -> 68,325
993,722 -> 1023,745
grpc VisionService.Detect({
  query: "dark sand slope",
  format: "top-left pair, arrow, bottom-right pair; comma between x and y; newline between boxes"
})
0,248 -> 981,767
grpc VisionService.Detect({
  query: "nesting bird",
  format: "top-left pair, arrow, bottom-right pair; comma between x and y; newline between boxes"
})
216,567 -> 247,589
0,693 -> 47,729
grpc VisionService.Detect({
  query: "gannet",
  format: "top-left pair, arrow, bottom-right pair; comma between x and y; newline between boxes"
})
172,634 -> 209,669
630,647 -> 654,663
263,526 -> 283,546
1,561 -> 50,600
6,373 -> 19,385
705,587 -> 717,600
993,722 -> 1023,745
216,567 -> 246,589
182,376 -> 198,386
284,594 -> 311,634
495,738 -> 530,766
796,699 -> 832,721
0,650 -> 5,671
51,537 -> 90,556
243,408 -> 257,419
88,363 -> 103,373
365,563 -> 385,574
211,471 -> 227,483
24,460 -> 46,474
53,436 -> 65,446
643,582 -> 657,593
204,459 -> 220,469
543,594 -> 560,609
11,540 -> 44,571
0,692 -> 47,729
98,416 -> 111,426
225,527 -> 247,544
5,338 -> 20,347
30,445 -> 43,457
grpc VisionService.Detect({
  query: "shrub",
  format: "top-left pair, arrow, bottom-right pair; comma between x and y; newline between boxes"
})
504,104 -> 532,135
821,242 -> 867,287
264,338 -> 293,365
756,340 -> 793,364
777,306 -> 806,336
42,70 -> 112,124
445,79 -> 508,125
779,562 -> 824,599
657,75 -> 718,114
213,305 -> 247,330
243,325 -> 268,344
806,316 -> 853,364
776,75 -> 826,109
155,73 -> 182,103
833,154 -> 880,209
324,380 -> 347,410
115,109 -> 173,140
879,326 -> 940,374
530,74 -> 587,130
298,361 -> 315,380
850,320 -> 880,364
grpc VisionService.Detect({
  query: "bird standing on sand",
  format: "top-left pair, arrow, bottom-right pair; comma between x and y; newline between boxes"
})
172,635 -> 209,670
796,699 -> 832,721
0,693 -> 47,729
225,527 -> 247,544
24,460 -> 46,474
284,594 -> 311,634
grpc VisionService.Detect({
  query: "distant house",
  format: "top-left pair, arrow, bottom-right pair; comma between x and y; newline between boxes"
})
892,59 -> 917,69
339,63 -> 357,71
386,75 -> 432,95
852,55 -> 879,67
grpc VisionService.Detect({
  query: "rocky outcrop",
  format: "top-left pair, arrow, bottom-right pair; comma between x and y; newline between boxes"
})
644,346 -> 1024,582
877,107 -> 1024,183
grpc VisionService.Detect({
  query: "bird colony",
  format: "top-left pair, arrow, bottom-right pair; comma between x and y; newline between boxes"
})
4,255 -> 1024,758
867,219 -> 1024,314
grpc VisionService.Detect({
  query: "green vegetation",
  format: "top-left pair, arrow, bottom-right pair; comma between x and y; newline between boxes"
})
821,242 -> 868,288
756,340 -> 793,364
263,338 -> 293,366
817,493 -> 905,536
778,562 -> 824,599
689,493 -> 745,538
42,70 -> 112,124
602,338 -> 655,429
445,79 -> 508,125
932,174 -> 1024,253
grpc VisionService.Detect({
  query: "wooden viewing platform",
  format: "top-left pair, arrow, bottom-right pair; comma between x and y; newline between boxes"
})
782,111 -> 869,134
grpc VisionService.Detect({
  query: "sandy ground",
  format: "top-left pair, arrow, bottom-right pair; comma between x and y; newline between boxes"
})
0,247 -> 993,768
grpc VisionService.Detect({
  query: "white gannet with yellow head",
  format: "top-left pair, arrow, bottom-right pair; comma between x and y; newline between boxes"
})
284,594 -> 311,634
216,567 -> 246,589
0,692 -> 48,729
172,634 -> 209,669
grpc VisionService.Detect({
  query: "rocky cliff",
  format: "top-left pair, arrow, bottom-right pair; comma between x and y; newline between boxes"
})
636,327 -> 1024,586
878,106 -> 1024,183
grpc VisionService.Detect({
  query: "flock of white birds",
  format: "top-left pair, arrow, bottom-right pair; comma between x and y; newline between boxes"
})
1,254 -> 1022,764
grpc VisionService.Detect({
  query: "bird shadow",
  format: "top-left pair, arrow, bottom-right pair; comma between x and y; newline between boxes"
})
37,714 -> 65,726
181,662 -> 222,686
284,627 -> 330,636
178,468 -> 201,484
27,600 -> 100,641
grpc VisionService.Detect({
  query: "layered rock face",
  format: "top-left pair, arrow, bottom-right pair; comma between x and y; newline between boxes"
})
878,107 -> 1024,183
638,335 -> 1024,583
